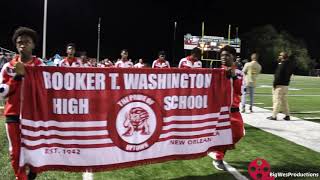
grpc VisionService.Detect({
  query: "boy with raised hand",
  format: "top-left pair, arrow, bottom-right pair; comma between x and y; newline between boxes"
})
0,27 -> 45,180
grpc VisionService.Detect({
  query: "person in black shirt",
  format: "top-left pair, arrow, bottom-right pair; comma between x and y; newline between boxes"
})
267,52 -> 294,120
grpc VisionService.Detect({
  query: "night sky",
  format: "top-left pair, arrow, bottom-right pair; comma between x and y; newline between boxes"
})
1,0 -> 320,64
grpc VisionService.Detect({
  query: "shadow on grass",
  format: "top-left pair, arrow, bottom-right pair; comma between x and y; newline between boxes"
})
172,172 -> 236,180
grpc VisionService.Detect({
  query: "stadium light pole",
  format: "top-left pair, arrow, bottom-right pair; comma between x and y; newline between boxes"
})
97,17 -> 101,63
42,0 -> 48,60
173,21 -> 177,65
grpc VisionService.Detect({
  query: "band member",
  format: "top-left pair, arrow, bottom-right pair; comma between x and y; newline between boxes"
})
209,45 -> 245,171
114,49 -> 133,68
152,51 -> 170,68
178,47 -> 202,68
58,43 -> 82,67
0,27 -> 45,180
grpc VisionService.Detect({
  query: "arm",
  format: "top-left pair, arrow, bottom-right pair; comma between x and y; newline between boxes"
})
0,63 -> 23,98
178,59 -> 183,68
242,63 -> 248,75
167,61 -> 170,68
151,61 -> 156,68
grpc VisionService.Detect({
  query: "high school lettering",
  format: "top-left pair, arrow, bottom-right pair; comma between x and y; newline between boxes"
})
20,67 -> 233,172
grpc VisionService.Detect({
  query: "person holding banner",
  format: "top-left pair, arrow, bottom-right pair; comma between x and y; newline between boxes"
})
115,49 -> 133,68
58,43 -> 83,67
0,27 -> 45,180
209,45 -> 245,171
152,51 -> 170,68
178,47 -> 202,68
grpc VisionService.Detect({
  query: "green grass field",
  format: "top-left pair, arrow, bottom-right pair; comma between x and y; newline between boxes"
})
0,74 -> 319,180
251,74 -> 320,122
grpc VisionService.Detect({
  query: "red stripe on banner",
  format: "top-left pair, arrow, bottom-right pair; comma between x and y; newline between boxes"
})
216,126 -> 231,130
158,133 -> 217,142
21,125 -> 107,132
22,143 -> 115,150
161,125 -> 217,134
26,119 -> 107,122
163,118 -> 219,126
219,111 -> 229,115
21,134 -> 110,141
218,119 -> 230,123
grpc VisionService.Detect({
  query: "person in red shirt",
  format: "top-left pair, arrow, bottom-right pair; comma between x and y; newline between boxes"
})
178,47 -> 202,68
209,45 -> 245,171
0,27 -> 45,180
152,51 -> 170,68
58,43 -> 82,67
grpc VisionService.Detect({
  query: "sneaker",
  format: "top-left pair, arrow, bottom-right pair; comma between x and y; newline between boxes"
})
283,116 -> 290,121
208,152 -> 217,160
28,171 -> 37,180
212,160 -> 227,171
241,106 -> 245,113
266,116 -> 276,120
249,106 -> 253,113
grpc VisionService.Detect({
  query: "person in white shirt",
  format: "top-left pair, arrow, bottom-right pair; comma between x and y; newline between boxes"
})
134,58 -> 145,68
152,51 -> 170,68
104,58 -> 114,67
178,47 -> 202,68
58,43 -> 82,67
114,49 -> 133,68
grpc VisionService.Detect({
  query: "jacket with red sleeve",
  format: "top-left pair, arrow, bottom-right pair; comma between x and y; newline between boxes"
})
221,65 -> 244,108
0,55 -> 44,120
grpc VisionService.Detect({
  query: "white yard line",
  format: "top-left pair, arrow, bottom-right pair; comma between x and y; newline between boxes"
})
255,94 -> 320,97
208,152 -> 249,180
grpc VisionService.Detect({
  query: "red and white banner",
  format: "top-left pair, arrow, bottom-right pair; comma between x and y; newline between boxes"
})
20,67 -> 233,172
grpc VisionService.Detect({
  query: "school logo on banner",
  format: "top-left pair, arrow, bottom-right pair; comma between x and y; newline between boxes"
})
108,94 -> 162,152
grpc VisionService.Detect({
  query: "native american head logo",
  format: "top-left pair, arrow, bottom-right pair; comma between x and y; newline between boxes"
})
109,95 -> 163,152
122,107 -> 150,136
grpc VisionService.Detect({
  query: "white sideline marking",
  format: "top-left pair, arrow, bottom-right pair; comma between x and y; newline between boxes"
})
253,103 -> 264,105
242,106 -> 320,152
83,172 -> 93,180
208,152 -> 249,180
256,94 -> 320,97
224,161 -> 249,180
303,117 -> 320,120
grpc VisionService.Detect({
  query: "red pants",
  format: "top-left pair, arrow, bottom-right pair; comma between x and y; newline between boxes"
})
5,122 -> 27,180
215,112 -> 244,160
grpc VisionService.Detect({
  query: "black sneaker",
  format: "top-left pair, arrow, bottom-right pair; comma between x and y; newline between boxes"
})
283,116 -> 290,121
266,116 -> 276,120
212,160 -> 227,171
249,106 -> 253,113
28,171 -> 37,180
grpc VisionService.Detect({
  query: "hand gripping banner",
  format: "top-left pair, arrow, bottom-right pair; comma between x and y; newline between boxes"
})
20,67 -> 233,172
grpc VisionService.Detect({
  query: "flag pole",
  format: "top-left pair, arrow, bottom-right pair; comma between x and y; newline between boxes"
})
228,24 -> 231,45
201,21 -> 205,60
173,21 -> 177,65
